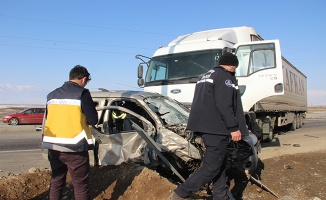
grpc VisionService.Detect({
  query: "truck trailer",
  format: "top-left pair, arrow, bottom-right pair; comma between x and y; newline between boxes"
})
136,26 -> 307,141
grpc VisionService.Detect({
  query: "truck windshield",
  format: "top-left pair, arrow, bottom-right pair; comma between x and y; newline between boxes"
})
145,50 -> 222,86
144,96 -> 189,125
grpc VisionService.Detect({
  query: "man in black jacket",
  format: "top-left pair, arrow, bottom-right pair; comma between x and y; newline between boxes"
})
169,53 -> 248,200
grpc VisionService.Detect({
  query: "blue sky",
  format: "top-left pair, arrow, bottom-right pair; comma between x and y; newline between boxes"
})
0,0 -> 325,106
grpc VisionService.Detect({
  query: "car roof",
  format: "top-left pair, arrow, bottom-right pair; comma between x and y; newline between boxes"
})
90,89 -> 163,100
14,107 -> 45,113
22,107 -> 45,110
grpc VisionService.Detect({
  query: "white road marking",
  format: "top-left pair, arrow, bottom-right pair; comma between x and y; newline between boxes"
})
0,149 -> 41,153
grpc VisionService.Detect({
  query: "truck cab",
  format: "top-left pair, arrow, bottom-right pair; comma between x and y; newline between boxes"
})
136,26 -> 307,141
137,26 -> 262,106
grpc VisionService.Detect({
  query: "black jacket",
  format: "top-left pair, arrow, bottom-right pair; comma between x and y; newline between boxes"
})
187,66 -> 249,136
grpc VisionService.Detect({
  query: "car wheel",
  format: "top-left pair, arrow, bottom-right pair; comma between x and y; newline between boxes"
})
9,118 -> 19,125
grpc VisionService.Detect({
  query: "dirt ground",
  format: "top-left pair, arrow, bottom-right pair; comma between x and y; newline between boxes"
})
0,106 -> 325,200
0,151 -> 325,200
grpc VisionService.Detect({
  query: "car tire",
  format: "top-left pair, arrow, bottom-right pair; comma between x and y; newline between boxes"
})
9,118 -> 19,125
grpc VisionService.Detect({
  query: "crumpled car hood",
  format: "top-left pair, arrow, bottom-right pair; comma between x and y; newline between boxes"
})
157,128 -> 201,161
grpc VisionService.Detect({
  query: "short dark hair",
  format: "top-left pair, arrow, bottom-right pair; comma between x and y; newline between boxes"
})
69,65 -> 91,82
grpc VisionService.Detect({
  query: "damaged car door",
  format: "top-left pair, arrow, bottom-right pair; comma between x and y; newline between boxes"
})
90,95 -> 203,181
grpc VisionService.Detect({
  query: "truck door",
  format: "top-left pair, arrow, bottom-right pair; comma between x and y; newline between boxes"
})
234,40 -> 283,112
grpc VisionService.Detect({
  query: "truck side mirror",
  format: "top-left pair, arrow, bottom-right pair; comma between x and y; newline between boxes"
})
137,78 -> 144,87
138,64 -> 143,79
138,64 -> 144,86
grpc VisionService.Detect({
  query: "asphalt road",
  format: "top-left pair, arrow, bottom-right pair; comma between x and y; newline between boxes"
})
0,130 -> 42,151
0,110 -> 325,178
259,116 -> 326,160
0,125 -> 50,177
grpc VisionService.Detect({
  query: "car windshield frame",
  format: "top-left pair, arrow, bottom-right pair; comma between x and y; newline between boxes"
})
17,108 -> 29,114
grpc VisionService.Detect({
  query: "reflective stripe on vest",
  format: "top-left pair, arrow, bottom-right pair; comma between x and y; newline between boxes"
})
43,99 -> 93,145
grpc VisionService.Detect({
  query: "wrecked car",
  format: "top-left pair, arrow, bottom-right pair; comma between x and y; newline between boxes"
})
89,89 -> 260,181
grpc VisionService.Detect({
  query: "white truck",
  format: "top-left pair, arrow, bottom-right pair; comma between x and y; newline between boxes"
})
136,26 -> 307,141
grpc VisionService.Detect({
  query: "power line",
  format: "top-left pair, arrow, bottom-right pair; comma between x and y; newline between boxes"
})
0,15 -> 176,37
0,43 -> 324,63
282,47 -> 326,52
0,43 -> 136,55
0,35 -> 155,50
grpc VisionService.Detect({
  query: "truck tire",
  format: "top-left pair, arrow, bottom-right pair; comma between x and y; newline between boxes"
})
296,114 -> 300,129
291,114 -> 297,131
298,114 -> 303,128
263,125 -> 274,142
262,117 -> 274,142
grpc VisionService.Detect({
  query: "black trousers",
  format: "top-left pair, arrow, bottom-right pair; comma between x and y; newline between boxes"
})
175,134 -> 230,200
48,150 -> 90,200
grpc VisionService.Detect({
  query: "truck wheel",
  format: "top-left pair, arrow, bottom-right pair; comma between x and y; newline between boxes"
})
291,114 -> 297,131
296,114 -> 300,129
263,125 -> 274,142
298,114 -> 303,128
